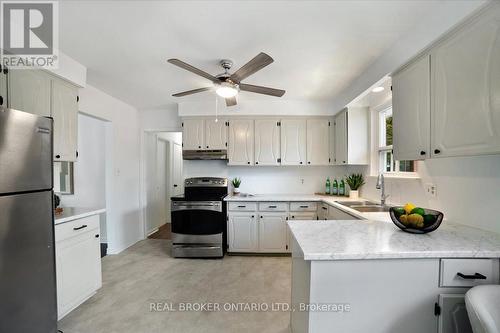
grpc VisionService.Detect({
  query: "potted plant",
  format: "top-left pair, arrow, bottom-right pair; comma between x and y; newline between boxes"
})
231,177 -> 242,195
345,174 -> 365,199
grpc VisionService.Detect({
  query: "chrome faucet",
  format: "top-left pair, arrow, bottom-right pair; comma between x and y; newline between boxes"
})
376,173 -> 389,206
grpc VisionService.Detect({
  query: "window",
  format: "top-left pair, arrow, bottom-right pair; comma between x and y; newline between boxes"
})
378,107 -> 415,174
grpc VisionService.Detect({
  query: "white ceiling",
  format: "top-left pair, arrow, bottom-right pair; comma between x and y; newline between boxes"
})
59,0 -> 442,110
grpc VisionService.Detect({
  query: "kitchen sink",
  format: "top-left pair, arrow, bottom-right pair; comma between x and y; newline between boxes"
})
335,200 -> 378,207
351,205 -> 391,213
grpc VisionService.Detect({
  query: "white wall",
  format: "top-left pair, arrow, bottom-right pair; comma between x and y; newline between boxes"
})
140,106 -> 181,130
59,113 -> 108,241
79,84 -> 141,254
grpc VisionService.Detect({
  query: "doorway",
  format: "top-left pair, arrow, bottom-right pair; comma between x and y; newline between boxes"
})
144,131 -> 183,239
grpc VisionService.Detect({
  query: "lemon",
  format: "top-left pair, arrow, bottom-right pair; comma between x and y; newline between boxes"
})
404,203 -> 416,215
408,214 -> 424,228
399,214 -> 408,225
411,207 -> 425,216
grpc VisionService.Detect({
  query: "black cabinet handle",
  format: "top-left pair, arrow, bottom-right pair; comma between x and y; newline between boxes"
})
343,161 -> 346,164
260,216 -> 263,219
420,151 -> 426,156
173,184 -> 178,187
322,207 -> 328,210
292,215 -> 295,219
73,225 -> 87,231
247,161 -> 250,164
300,205 -> 308,208
300,162 -> 303,165
255,162 -> 259,165
0,96 -> 3,106
251,215 -> 254,218
55,154 -> 61,159
307,161 -> 311,164
268,205 -> 277,208
95,234 -> 100,238
457,272 -> 487,280
434,149 -> 441,154
206,146 -> 209,148
237,205 -> 246,208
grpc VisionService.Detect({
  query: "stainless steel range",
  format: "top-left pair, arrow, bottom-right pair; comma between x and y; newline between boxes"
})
171,177 -> 228,258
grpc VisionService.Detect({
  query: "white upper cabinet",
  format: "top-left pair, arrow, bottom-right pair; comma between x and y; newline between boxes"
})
431,6 -> 500,158
306,119 -> 330,165
329,117 -> 335,165
182,118 -> 204,150
228,119 -> 254,165
392,55 -> 431,160
205,118 -> 228,150
0,66 -> 6,108
8,69 -> 51,116
334,110 -> 348,165
52,79 -> 79,162
280,119 -> 307,165
254,119 -> 280,166
334,107 -> 369,165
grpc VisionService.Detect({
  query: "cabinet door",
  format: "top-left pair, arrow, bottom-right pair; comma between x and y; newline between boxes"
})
437,294 -> 473,333
0,66 -> 7,108
52,78 -> 78,162
227,213 -> 258,252
393,55 -> 431,160
431,8 -> 500,158
259,213 -> 287,253
8,69 -> 51,116
317,203 -> 328,220
329,117 -> 336,165
280,119 -> 307,165
255,119 -> 280,166
327,205 -> 358,220
56,227 -> 101,319
182,119 -> 204,150
287,212 -> 317,253
334,111 -> 348,165
205,118 -> 227,150
306,119 -> 330,165
228,119 -> 254,165
172,143 -> 183,196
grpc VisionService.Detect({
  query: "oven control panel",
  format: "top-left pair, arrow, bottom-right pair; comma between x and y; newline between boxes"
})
185,177 -> 228,187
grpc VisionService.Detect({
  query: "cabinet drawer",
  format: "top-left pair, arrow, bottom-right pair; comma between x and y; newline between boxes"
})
289,212 -> 317,220
228,202 -> 258,211
55,215 -> 100,242
290,202 -> 317,212
440,259 -> 499,287
258,202 -> 288,212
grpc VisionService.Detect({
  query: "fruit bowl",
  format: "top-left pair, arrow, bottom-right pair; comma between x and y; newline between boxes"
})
389,206 -> 444,234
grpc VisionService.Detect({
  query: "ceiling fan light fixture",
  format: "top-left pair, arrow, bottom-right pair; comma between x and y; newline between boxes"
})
215,81 -> 239,98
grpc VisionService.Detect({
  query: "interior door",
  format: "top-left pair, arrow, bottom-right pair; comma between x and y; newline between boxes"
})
8,69 -> 51,116
172,143 -> 183,196
255,119 -> 280,166
280,119 -> 307,165
205,118 -> 227,150
52,78 -> 78,162
182,119 -> 204,150
431,8 -> 500,158
335,111 -> 348,165
306,119 -> 330,165
156,139 -> 167,227
393,55 -> 431,160
228,119 -> 254,165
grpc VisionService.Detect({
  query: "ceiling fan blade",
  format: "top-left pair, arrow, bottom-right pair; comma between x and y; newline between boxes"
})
172,87 -> 212,97
240,83 -> 285,97
168,59 -> 219,83
225,97 -> 237,107
230,52 -> 274,83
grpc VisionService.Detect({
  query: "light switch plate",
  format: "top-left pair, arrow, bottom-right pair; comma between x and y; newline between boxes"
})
425,183 -> 437,197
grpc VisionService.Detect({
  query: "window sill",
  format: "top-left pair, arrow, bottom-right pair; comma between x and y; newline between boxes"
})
369,172 -> 421,180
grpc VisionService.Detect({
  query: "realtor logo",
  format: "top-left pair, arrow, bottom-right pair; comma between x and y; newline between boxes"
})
1,1 -> 58,68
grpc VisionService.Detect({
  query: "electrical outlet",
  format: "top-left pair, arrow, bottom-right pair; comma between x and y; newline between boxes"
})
425,183 -> 437,197
300,178 -> 305,185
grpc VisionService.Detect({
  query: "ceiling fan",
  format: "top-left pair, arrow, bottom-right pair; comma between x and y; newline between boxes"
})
167,52 -> 285,107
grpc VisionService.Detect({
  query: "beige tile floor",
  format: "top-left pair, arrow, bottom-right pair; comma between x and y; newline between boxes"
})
58,239 -> 292,333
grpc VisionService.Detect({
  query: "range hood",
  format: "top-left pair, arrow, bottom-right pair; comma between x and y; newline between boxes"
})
183,150 -> 228,160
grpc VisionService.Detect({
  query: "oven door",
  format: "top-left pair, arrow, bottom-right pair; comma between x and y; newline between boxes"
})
171,201 -> 224,236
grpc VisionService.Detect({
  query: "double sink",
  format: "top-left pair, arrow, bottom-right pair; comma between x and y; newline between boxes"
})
336,200 -> 391,213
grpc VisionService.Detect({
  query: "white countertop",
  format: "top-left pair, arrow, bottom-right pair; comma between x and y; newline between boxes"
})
55,207 -> 106,225
225,193 -> 392,222
288,219 -> 500,260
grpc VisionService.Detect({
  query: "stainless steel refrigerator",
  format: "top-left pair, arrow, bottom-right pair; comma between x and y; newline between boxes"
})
0,108 -> 57,332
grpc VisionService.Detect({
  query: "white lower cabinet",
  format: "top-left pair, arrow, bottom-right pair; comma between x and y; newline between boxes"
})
327,205 -> 358,220
437,294 -> 473,333
258,213 -> 288,253
227,213 -> 258,252
55,215 -> 102,319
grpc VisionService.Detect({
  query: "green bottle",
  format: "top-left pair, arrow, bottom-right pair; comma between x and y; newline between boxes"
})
339,180 -> 345,196
325,177 -> 331,195
332,179 -> 338,195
